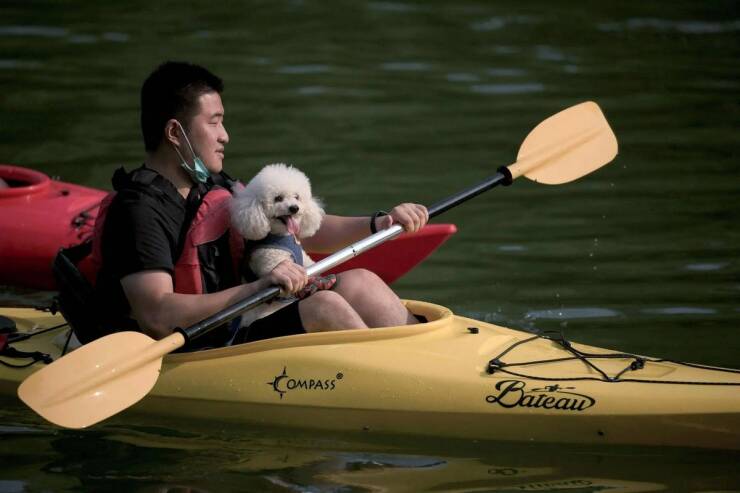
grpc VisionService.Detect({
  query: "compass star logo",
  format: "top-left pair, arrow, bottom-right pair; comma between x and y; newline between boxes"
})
266,367 -> 344,399
267,366 -> 289,399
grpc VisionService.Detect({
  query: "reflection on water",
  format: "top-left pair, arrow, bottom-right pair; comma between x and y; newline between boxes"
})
1,401 -> 739,492
1,0 -> 739,490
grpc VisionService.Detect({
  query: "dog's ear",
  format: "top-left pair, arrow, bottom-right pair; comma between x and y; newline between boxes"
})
230,189 -> 271,240
299,196 -> 325,238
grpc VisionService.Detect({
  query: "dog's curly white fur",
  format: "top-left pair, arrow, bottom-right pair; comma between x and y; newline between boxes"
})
230,163 -> 325,278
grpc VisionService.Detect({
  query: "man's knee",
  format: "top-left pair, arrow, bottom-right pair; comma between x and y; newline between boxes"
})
337,268 -> 385,292
298,290 -> 365,330
303,289 -> 347,309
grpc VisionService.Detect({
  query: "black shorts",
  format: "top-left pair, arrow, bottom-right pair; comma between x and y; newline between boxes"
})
233,301 -> 306,344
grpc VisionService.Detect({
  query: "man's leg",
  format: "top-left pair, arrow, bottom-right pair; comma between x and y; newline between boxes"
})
298,290 -> 367,332
332,269 -> 418,327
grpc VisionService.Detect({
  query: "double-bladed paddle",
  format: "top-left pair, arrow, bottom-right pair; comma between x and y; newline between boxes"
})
18,101 -> 618,428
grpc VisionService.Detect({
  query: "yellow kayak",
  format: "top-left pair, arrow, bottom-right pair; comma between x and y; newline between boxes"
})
1,301 -> 738,449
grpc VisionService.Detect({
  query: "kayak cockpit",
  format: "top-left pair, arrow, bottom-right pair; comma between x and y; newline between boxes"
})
168,300 -> 455,362
0,164 -> 52,198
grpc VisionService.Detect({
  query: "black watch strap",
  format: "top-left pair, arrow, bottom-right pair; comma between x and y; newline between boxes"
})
370,210 -> 388,234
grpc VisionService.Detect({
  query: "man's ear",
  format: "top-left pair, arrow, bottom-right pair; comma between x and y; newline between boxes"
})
164,119 -> 182,147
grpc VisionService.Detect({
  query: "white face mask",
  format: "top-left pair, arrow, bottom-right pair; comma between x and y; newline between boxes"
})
172,120 -> 210,184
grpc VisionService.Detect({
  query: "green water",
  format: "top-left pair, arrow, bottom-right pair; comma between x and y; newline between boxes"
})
1,1 -> 739,490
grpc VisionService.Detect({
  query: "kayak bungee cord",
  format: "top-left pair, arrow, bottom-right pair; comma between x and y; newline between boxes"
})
486,330 -> 740,385
0,322 -> 67,368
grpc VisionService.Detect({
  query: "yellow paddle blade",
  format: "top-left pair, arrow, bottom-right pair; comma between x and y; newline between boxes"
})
508,101 -> 618,184
18,331 -> 185,428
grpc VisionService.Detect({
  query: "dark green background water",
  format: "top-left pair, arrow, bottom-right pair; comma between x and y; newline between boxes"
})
1,1 -> 739,491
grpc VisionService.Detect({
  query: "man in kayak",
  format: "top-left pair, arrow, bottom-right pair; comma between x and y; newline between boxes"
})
94,61 -> 428,347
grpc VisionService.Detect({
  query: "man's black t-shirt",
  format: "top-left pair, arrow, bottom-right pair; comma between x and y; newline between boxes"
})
95,165 -> 204,329
91,165 -> 302,348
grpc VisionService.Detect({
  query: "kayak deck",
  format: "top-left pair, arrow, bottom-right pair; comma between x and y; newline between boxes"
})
1,302 -> 739,449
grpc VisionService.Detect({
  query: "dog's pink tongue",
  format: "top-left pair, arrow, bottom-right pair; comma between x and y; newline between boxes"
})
287,216 -> 300,236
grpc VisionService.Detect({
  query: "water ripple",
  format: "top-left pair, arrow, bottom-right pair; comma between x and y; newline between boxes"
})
525,308 -> 621,320
497,244 -> 526,252
102,32 -> 129,42
0,25 -> 68,37
68,34 -> 98,44
381,62 -> 431,71
471,16 -> 538,32
685,262 -> 728,272
470,83 -> 544,95
277,64 -> 331,75
0,59 -> 42,70
0,425 -> 48,435
0,25 -> 128,43
486,68 -> 526,77
535,45 -> 569,62
642,307 -> 717,315
368,2 -> 419,13
446,72 -> 480,82
0,480 -> 25,493
297,86 -> 328,96
598,18 -> 740,34
471,17 -> 505,31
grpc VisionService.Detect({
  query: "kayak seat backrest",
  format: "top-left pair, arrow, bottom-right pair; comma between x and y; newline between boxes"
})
46,190 -> 119,345
52,242 -> 115,345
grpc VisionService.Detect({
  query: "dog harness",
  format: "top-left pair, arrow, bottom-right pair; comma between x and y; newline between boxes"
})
248,234 -> 304,267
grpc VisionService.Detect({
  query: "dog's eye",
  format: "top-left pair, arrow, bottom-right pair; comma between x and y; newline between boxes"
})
295,194 -> 300,200
274,195 -> 284,203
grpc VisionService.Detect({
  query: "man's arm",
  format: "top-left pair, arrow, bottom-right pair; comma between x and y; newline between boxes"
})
302,203 -> 429,254
121,260 -> 308,339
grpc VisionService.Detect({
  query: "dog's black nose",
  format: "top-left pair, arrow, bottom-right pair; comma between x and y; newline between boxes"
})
289,205 -> 299,214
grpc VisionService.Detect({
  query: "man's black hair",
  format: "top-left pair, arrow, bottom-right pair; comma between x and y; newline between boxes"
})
140,61 -> 224,152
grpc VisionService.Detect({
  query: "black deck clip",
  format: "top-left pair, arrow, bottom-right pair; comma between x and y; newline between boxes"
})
486,358 -> 504,375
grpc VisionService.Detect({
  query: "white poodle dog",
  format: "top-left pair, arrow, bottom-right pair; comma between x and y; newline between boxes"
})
230,163 -> 328,325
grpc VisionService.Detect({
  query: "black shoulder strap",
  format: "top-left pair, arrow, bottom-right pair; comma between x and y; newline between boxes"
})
210,170 -> 238,193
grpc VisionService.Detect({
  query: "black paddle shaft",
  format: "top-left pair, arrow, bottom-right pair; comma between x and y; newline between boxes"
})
178,166 -> 513,345
177,285 -> 281,345
427,167 -> 512,218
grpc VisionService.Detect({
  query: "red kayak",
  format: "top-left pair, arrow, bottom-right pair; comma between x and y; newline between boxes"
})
0,165 -> 456,290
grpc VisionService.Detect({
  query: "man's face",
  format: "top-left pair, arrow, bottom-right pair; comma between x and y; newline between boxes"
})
186,91 -> 229,174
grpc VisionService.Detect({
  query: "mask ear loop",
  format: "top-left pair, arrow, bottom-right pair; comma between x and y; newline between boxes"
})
172,120 -> 210,183
172,120 -> 199,168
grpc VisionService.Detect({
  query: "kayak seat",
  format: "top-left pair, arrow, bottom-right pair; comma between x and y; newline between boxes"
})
52,242 -> 114,344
